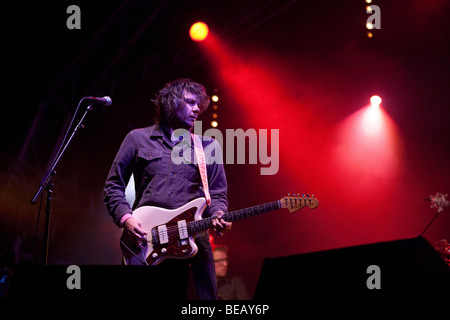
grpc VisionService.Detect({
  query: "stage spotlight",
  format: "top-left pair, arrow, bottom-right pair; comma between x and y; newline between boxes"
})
362,95 -> 383,136
211,95 -> 219,102
211,120 -> 218,127
362,104 -> 382,136
370,95 -> 382,108
190,22 -> 209,42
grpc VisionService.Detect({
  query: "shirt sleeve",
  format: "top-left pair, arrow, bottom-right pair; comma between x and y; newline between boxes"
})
104,132 -> 135,227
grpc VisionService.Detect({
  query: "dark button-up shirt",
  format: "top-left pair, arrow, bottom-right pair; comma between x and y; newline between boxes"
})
104,124 -> 228,227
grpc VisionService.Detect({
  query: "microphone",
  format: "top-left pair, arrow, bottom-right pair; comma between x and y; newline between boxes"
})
82,96 -> 112,107
430,192 -> 449,212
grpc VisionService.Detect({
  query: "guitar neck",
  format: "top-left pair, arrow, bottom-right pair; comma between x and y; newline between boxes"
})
189,200 -> 281,233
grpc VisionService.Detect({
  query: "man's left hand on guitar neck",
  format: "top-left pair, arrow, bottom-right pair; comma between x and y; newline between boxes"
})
211,211 -> 232,236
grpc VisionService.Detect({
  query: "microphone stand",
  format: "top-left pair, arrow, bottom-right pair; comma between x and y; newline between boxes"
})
31,103 -> 94,265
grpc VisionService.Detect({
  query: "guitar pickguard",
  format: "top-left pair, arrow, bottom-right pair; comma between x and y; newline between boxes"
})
146,207 -> 198,265
122,198 -> 207,266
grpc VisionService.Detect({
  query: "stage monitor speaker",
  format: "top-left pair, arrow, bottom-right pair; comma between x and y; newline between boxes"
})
254,236 -> 450,299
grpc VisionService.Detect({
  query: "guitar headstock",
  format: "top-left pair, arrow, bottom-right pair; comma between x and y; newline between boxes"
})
280,193 -> 319,213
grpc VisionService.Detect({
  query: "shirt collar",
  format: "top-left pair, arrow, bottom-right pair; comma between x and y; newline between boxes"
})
148,123 -> 164,138
149,123 -> 192,147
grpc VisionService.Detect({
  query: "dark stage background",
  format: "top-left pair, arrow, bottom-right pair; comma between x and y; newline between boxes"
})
1,0 -> 449,297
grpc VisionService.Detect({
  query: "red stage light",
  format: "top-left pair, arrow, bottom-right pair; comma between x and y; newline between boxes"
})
363,95 -> 383,135
370,95 -> 382,108
362,103 -> 383,136
189,22 -> 209,42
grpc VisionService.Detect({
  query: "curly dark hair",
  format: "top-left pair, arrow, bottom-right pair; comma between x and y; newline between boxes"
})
152,79 -> 210,123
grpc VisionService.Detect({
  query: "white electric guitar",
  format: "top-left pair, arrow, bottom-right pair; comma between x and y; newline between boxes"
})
121,194 -> 319,266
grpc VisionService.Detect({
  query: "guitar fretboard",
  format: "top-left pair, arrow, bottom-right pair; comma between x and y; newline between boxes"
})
188,200 -> 281,233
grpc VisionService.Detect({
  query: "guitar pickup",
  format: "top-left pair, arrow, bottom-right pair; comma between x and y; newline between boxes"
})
178,220 -> 189,239
157,225 -> 169,244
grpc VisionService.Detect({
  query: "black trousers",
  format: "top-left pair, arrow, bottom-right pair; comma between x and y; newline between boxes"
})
123,232 -> 218,300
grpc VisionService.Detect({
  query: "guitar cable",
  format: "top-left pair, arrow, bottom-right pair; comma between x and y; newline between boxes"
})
120,240 -> 149,266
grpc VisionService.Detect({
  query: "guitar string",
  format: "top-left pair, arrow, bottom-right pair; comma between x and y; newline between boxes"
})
150,202 -> 284,238
120,239 -> 149,266
142,212 -> 243,244
149,205 -> 278,241
145,199 -> 308,242
147,199 -> 314,242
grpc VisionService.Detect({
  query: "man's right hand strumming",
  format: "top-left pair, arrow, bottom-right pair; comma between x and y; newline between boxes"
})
124,216 -> 148,246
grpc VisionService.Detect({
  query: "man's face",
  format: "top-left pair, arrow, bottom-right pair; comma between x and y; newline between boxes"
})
214,250 -> 228,278
173,91 -> 200,130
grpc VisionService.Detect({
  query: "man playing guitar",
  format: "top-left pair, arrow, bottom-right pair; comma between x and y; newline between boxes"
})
104,79 -> 231,300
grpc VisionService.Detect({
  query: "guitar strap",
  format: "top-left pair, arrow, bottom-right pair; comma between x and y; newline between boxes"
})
191,133 -> 211,206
